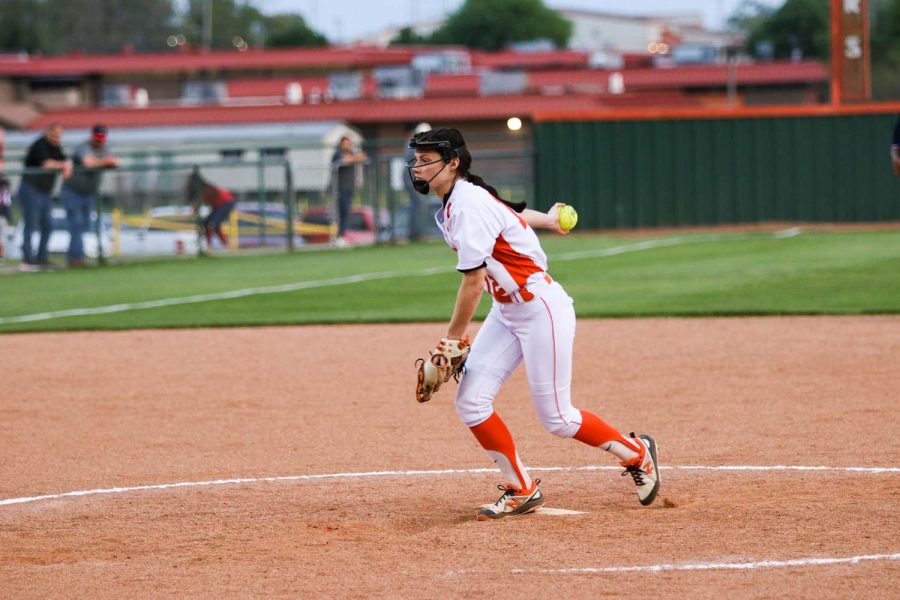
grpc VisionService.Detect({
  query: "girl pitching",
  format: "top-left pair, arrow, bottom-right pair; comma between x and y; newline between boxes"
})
408,128 -> 659,520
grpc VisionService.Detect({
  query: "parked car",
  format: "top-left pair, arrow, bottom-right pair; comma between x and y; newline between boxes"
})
298,205 -> 387,245
114,206 -> 201,256
115,203 -> 296,254
10,208 -> 113,260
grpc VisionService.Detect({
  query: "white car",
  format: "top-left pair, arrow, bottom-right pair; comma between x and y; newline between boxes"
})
116,226 -> 201,256
116,206 -> 201,256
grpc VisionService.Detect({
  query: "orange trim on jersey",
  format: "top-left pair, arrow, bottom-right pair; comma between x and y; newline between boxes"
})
491,234 -> 543,302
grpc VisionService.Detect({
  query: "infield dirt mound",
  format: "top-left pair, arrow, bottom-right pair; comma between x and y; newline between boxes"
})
2,317 -> 898,598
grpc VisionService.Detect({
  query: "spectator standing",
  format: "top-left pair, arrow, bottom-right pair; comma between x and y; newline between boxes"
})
187,168 -> 236,250
19,123 -> 72,269
404,122 -> 431,242
0,128 -> 11,263
892,115 -> 900,176
60,124 -> 118,267
330,135 -> 367,247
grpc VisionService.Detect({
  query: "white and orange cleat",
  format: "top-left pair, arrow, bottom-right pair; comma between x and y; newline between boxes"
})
620,433 -> 660,506
476,479 -> 545,521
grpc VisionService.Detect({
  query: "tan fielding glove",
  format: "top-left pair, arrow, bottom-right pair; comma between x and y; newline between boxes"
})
415,337 -> 471,403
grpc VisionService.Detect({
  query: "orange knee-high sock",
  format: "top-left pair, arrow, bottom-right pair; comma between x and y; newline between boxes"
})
573,410 -> 642,461
470,412 -> 532,491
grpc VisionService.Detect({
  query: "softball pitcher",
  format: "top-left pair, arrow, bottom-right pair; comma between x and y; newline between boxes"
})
410,128 -> 659,520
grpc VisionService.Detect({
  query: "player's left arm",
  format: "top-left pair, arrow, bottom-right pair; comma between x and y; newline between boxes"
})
447,267 -> 485,339
522,203 -> 566,234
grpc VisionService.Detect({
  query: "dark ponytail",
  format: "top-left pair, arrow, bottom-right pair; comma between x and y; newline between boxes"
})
466,173 -> 526,213
456,143 -> 527,213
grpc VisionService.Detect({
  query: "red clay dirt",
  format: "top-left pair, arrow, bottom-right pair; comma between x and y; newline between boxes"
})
1,317 -> 898,598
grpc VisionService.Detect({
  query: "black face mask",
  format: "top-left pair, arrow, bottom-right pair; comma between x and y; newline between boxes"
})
407,157 -> 448,195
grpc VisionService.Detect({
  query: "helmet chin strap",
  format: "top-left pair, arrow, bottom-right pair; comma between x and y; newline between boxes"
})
410,160 -> 449,195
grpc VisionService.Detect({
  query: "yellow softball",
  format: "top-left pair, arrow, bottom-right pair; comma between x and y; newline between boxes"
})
558,204 -> 578,231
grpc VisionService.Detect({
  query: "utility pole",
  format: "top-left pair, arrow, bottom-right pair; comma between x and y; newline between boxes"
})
726,46 -> 738,107
202,0 -> 214,51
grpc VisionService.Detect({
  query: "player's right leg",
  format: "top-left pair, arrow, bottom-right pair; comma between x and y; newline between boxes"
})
456,308 -> 543,519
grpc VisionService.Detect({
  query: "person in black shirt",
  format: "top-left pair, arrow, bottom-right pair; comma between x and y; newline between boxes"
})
330,135 -> 367,247
892,115 -> 900,176
19,123 -> 72,268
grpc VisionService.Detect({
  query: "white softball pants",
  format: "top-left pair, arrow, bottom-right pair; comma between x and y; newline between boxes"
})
455,278 -> 583,437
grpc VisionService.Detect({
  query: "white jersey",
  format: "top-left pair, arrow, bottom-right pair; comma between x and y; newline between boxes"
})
435,179 -> 549,304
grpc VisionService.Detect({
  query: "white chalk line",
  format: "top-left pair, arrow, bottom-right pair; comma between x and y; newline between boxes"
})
441,552 -> 900,577
2,462 -> 895,508
0,230 -> 800,325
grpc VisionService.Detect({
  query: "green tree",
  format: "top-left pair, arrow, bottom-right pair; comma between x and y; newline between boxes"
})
389,27 -> 430,46
180,0 -> 267,50
0,0 -> 176,54
871,0 -> 900,65
264,13 -> 327,48
737,0 -> 830,60
41,0 -> 177,54
429,0 -> 572,51
0,0 -> 45,53
726,1 -> 776,36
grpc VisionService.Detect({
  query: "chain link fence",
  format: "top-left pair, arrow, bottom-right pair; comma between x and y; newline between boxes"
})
1,135 -> 535,264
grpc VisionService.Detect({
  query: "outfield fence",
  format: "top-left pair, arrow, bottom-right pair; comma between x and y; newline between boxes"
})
1,137 -> 536,262
534,105 -> 900,228
2,159 -> 305,261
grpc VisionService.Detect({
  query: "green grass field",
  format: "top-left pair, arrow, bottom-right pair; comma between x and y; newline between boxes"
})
1,229 -> 898,333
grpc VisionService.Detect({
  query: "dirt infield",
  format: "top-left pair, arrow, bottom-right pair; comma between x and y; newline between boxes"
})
2,317 -> 898,598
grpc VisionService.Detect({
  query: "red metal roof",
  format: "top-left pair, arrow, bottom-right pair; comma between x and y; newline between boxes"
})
424,73 -> 480,96
27,94 -> 604,129
622,61 -> 828,89
227,76 -> 377,98
419,61 -> 827,98
526,61 -> 827,92
0,46 -> 414,76
0,46 -> 594,76
471,50 -> 591,70
231,73 -> 482,99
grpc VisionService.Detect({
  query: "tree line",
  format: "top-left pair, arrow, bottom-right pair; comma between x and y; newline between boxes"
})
1,0 -> 898,75
0,0 -> 326,54
728,0 -> 899,64
728,0 -> 900,97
